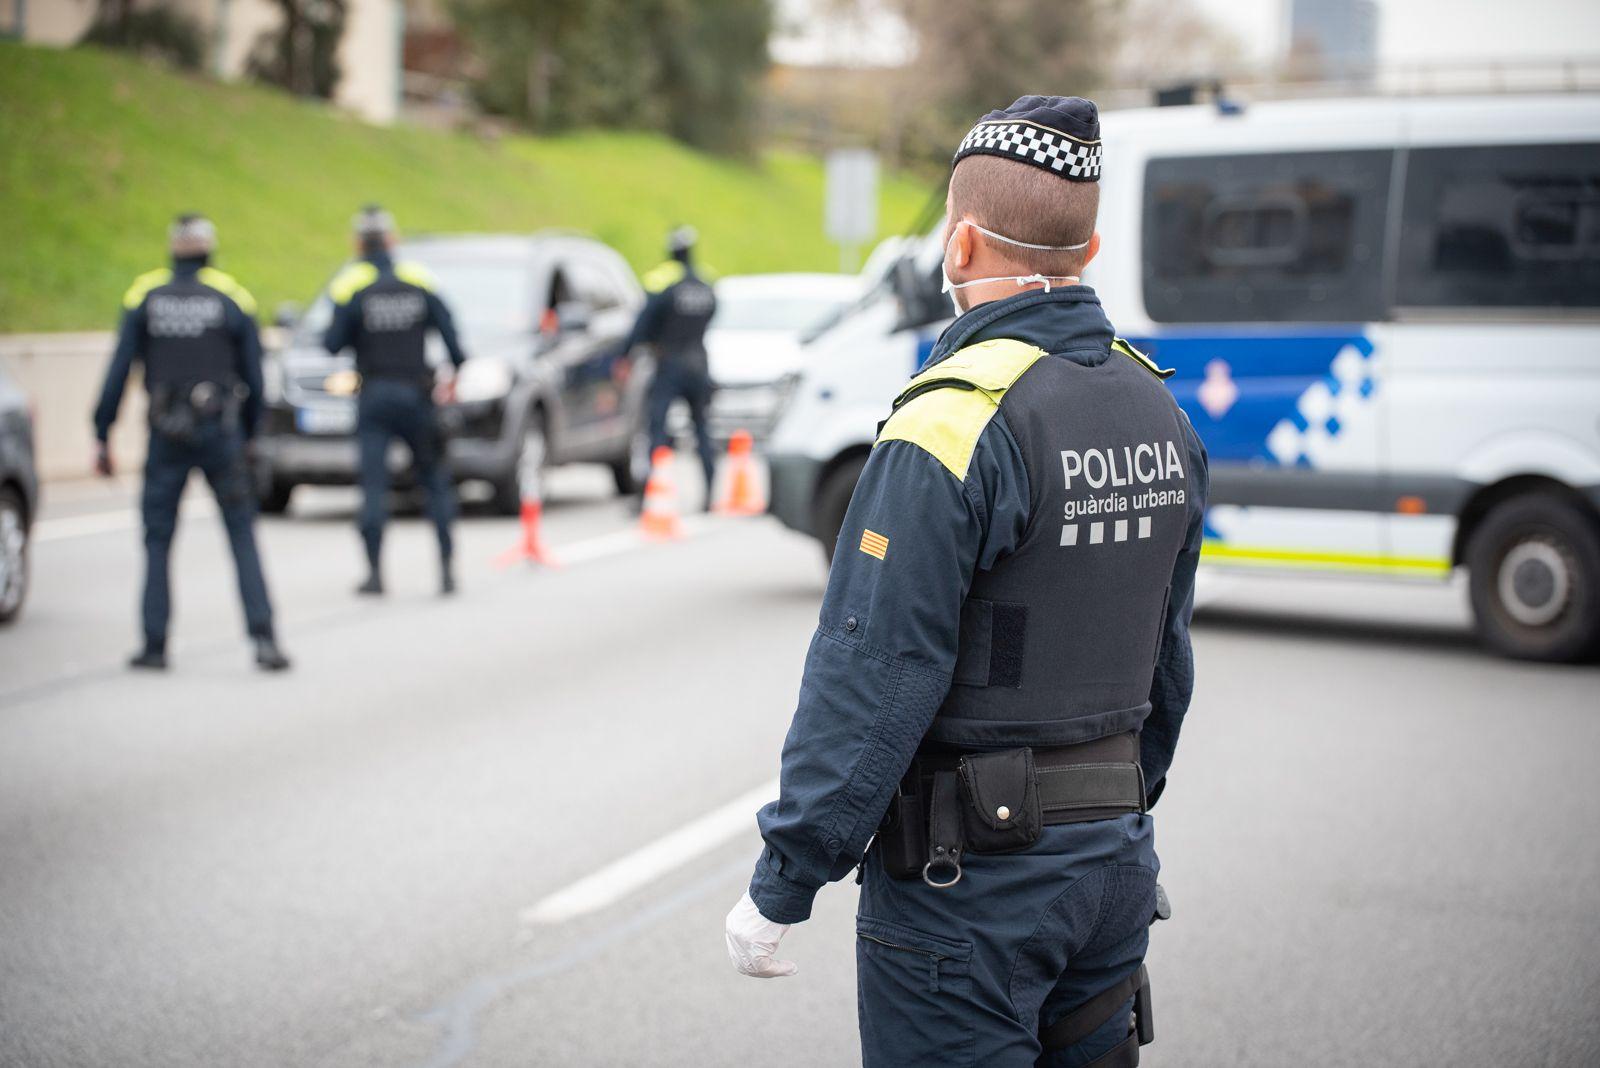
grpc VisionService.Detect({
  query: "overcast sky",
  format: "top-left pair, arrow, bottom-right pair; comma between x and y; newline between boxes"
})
772,0 -> 1600,69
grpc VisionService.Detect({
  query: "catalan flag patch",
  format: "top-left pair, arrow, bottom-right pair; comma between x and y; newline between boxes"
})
859,529 -> 889,560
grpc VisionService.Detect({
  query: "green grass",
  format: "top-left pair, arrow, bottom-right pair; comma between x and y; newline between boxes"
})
0,42 -> 936,332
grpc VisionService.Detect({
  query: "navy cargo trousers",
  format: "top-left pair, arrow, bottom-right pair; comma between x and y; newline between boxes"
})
356,377 -> 456,570
140,422 -> 275,645
856,813 -> 1158,1068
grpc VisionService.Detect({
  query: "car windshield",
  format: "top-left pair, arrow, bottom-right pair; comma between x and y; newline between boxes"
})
711,292 -> 849,333
298,254 -> 534,339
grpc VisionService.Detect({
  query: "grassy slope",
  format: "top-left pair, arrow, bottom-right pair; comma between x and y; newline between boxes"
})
0,42 -> 934,332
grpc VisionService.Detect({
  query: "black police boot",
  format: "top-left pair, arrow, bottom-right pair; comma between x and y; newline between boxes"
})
128,643 -> 168,671
440,563 -> 456,596
356,572 -> 384,596
253,636 -> 291,672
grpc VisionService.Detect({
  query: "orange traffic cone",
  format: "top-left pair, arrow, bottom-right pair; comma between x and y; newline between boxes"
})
495,464 -> 559,568
639,445 -> 685,540
714,429 -> 766,516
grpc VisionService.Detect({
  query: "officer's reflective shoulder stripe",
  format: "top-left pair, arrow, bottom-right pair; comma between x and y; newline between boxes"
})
328,262 -> 380,305
642,260 -> 685,293
122,268 -> 172,310
393,261 -> 436,291
196,267 -> 257,316
1112,337 -> 1174,379
877,339 -> 1048,482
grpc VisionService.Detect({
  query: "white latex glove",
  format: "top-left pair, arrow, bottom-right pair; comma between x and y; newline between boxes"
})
724,891 -> 798,978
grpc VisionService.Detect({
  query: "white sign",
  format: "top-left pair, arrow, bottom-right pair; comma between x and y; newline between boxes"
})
825,149 -> 879,247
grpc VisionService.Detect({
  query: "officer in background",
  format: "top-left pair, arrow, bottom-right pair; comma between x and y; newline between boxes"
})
323,206 -> 467,596
93,214 -> 291,672
624,226 -> 718,508
725,97 -> 1209,1067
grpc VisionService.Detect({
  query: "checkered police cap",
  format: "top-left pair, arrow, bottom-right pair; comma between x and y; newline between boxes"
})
953,95 -> 1103,182
168,213 -> 217,255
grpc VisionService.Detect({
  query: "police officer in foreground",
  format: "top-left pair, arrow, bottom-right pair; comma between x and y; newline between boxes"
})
93,214 -> 291,672
624,225 -> 718,507
323,206 -> 467,596
725,97 -> 1209,1066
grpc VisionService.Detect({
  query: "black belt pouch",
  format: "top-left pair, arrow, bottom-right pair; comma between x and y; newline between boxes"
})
958,748 -> 1042,853
875,784 -> 926,880
148,385 -> 200,445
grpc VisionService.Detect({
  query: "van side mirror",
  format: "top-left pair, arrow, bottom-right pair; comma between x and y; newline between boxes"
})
274,302 -> 302,329
892,259 -> 947,332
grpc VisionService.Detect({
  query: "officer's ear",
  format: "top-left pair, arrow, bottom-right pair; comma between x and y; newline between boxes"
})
1078,231 -> 1102,272
948,220 -> 975,270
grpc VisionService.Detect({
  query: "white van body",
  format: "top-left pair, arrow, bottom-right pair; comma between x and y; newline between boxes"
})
766,94 -> 1600,660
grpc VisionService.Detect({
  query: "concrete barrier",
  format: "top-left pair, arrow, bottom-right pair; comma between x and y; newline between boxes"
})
0,332 -> 143,482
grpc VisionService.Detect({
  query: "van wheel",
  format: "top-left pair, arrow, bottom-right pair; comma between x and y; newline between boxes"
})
814,455 -> 866,566
0,486 -> 29,624
1465,494 -> 1600,662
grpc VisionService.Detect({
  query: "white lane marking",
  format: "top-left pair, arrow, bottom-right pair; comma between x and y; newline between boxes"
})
519,776 -> 778,925
34,502 -> 217,543
551,515 -> 714,566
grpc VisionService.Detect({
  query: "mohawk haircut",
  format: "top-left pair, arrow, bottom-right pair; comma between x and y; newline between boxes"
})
948,154 -> 1100,277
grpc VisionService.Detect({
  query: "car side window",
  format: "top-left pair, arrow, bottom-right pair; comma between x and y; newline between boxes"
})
565,257 -> 626,312
1141,149 -> 1393,323
1396,142 -> 1600,311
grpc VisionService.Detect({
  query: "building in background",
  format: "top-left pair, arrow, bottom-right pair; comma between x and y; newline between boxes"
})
1285,0 -> 1379,82
2,0 -> 404,124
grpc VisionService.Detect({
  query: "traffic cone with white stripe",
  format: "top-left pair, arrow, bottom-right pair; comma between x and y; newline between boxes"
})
714,429 -> 765,516
639,446 -> 685,540
495,464 -> 559,568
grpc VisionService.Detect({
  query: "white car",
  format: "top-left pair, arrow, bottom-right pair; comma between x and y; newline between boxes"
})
694,273 -> 863,442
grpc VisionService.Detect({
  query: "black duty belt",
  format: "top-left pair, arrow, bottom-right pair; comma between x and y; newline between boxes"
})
875,732 -> 1146,886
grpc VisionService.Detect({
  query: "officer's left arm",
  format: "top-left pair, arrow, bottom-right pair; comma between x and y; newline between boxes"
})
748,415 -> 1031,924
1139,416 -> 1210,807
620,289 -> 669,354
323,293 -> 360,355
228,301 -> 266,440
92,305 -> 146,441
425,291 -> 468,367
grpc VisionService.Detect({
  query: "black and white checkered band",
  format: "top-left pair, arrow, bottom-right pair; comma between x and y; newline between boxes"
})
954,121 -> 1102,181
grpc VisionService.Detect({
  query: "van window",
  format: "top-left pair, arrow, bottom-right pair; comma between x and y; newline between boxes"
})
1142,150 -> 1392,323
1396,142 -> 1600,310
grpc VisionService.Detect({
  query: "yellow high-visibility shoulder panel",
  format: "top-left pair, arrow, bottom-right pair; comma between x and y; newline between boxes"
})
641,260 -> 685,293
122,268 -> 172,310
196,267 -> 257,317
328,262 -> 380,305
875,338 -> 1048,481
1112,337 -> 1174,379
394,261 -> 436,291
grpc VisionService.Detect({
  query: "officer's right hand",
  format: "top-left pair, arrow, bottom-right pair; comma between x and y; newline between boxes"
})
724,891 -> 797,979
93,440 -> 114,478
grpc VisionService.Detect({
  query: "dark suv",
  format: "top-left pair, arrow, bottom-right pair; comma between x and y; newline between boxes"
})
0,363 -> 39,624
256,233 -> 647,513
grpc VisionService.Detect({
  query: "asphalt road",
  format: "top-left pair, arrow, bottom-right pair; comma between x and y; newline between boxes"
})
2,464 -> 1597,1068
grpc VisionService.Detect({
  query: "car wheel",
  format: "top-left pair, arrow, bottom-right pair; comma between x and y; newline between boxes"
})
258,480 -> 295,515
611,427 -> 651,497
0,486 -> 29,625
814,455 -> 867,566
1465,493 -> 1600,662
494,407 -> 548,515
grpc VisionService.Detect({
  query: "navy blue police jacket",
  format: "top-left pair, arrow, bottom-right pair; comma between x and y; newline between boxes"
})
748,287 -> 1209,924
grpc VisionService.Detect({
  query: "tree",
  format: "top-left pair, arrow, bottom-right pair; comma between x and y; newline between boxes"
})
246,0 -> 349,99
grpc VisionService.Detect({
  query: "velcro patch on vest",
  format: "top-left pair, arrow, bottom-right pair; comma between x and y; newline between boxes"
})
859,529 -> 889,560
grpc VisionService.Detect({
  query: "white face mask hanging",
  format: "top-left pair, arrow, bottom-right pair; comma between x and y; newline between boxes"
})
940,220 -> 1090,314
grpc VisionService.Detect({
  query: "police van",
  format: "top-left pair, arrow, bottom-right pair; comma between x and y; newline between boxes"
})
766,93 -> 1600,662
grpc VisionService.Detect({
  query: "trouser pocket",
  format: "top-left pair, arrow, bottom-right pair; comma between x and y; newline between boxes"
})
856,916 -> 975,1067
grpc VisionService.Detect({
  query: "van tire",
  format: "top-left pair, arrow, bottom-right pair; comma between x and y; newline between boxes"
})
815,455 -> 867,565
1465,493 -> 1600,662
257,479 -> 294,515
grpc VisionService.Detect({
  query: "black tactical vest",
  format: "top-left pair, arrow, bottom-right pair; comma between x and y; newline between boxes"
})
353,272 -> 431,380
656,273 -> 717,366
901,338 -> 1196,750
142,274 -> 238,389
